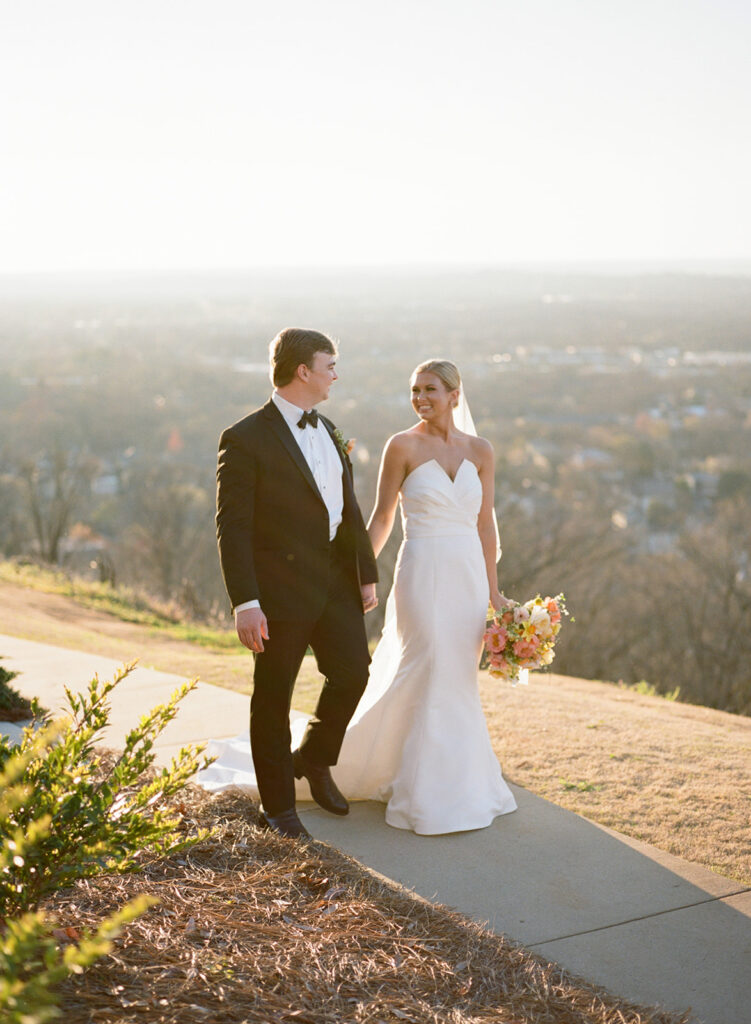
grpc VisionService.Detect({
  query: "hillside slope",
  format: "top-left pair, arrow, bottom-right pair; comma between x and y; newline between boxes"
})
1,575 -> 749,885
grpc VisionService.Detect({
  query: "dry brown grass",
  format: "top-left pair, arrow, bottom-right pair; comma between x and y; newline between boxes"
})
0,579 -> 252,691
47,785 -> 690,1024
480,673 -> 751,886
0,576 -> 325,697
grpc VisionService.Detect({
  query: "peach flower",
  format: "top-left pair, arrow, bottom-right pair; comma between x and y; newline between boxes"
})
513,637 -> 540,660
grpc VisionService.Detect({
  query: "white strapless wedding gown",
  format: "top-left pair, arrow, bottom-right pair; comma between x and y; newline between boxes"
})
197,458 -> 517,835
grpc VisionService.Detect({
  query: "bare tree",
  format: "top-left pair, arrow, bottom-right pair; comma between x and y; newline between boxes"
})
0,473 -> 28,557
16,447 -> 99,564
652,500 -> 751,714
573,499 -> 751,715
116,464 -> 218,610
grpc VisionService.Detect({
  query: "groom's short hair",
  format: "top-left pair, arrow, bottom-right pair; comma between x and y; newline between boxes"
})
270,327 -> 337,387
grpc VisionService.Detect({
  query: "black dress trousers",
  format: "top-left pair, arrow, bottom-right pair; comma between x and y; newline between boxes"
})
249,534 -> 371,816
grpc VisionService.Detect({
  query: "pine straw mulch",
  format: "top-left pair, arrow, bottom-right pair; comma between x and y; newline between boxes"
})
44,783 -> 692,1024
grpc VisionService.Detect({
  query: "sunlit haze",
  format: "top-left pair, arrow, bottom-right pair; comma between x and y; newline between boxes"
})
2,0 -> 750,273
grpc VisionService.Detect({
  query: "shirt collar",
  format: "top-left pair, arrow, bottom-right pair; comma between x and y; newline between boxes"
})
272,390 -> 313,432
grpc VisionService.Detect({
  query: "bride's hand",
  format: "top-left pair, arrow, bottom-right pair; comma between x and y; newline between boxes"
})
490,590 -> 514,612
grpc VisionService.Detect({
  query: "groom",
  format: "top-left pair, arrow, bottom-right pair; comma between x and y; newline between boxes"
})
216,327 -> 378,839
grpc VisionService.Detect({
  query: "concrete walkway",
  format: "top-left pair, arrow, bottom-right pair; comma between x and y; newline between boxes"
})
2,633 -> 749,1024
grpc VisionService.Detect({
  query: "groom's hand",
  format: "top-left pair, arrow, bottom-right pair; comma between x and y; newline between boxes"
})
236,607 -> 269,653
361,583 -> 378,613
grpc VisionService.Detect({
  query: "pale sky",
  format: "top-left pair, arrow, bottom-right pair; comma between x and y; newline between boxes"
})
1,0 -> 749,272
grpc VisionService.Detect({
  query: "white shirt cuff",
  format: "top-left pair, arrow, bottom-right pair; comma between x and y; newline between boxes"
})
234,600 -> 260,615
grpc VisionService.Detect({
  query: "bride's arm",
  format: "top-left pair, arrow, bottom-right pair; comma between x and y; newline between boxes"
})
476,439 -> 507,611
366,436 -> 408,558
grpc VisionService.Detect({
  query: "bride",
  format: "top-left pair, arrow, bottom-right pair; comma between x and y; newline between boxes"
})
199,359 -> 517,834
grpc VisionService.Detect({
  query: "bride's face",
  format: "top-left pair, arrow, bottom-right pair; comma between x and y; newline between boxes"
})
411,371 -> 458,422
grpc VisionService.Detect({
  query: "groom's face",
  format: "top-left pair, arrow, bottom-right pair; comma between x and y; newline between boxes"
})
301,350 -> 338,405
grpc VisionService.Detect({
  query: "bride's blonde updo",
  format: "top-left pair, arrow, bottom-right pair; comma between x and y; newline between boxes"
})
411,359 -> 461,392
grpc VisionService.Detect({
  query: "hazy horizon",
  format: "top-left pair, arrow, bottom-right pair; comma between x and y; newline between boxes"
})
2,257 -> 751,284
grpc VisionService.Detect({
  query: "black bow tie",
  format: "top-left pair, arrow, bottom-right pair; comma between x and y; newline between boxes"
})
297,409 -> 319,429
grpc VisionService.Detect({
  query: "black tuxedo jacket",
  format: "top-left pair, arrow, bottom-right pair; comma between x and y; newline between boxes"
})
216,399 -> 378,620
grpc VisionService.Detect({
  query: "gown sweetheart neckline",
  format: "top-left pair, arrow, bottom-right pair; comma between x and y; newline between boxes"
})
405,457 -> 476,486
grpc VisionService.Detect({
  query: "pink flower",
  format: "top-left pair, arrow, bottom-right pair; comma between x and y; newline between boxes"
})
484,624 -> 508,653
513,605 -> 530,624
513,637 -> 540,660
501,610 -> 515,626
488,654 -> 514,679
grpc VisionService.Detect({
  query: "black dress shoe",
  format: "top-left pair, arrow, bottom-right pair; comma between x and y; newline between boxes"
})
293,749 -> 349,816
258,807 -> 311,839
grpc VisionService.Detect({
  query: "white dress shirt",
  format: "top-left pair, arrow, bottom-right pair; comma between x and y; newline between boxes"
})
235,391 -> 344,615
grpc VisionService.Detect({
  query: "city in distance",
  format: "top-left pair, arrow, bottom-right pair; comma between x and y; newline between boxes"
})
1,265 -> 750,715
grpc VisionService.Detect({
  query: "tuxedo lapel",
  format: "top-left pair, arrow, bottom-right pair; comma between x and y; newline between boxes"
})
263,400 -> 324,504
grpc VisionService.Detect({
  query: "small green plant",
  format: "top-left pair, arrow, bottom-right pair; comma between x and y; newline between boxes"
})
0,662 -> 213,915
627,679 -> 681,701
0,660 -> 18,685
0,659 -> 34,722
559,778 -> 600,792
0,731 -> 157,1023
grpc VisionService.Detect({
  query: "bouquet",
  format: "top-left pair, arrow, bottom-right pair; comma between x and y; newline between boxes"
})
481,594 -> 568,684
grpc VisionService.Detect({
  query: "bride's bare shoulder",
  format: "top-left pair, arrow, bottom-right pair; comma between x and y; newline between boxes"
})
467,434 -> 494,463
376,432 -> 419,488
383,429 -> 421,456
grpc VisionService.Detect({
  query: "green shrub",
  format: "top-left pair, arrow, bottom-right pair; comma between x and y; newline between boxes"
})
0,897 -> 156,1024
0,732 -> 157,1023
0,659 -> 34,722
0,660 -> 18,685
0,662 -> 213,916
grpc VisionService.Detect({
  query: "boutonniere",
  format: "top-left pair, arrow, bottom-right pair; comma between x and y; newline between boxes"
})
333,428 -> 355,459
